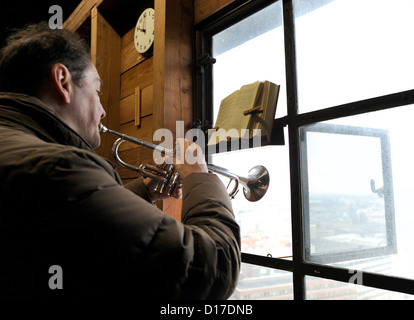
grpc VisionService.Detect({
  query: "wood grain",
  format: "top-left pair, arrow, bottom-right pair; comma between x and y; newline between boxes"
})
194,0 -> 235,24
63,0 -> 104,31
90,7 -> 121,161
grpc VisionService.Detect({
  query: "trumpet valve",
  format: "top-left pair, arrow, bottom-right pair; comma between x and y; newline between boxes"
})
163,165 -> 181,196
151,164 -> 181,196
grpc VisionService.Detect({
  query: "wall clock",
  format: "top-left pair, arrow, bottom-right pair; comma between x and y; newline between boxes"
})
134,8 -> 155,54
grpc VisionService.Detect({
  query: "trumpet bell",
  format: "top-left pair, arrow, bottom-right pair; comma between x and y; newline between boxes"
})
242,165 -> 270,202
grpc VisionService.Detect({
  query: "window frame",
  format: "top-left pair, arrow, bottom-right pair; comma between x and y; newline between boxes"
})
194,0 -> 414,299
300,122 -> 397,264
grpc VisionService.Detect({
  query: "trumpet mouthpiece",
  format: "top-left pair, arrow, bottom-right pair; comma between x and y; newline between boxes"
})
99,123 -> 108,133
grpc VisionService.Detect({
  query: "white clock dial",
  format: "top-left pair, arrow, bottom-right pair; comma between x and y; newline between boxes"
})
134,8 -> 155,54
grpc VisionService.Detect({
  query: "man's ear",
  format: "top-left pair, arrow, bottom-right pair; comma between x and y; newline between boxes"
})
50,63 -> 72,104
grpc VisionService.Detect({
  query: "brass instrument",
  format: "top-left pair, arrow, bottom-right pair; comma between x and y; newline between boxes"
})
99,123 -> 269,202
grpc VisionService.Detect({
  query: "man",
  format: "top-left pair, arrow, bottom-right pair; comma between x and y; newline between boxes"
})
0,23 -> 240,298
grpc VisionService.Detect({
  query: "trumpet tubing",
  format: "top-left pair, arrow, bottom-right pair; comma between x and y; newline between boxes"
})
99,123 -> 270,202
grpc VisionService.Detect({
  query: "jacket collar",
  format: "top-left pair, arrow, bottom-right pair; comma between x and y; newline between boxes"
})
0,92 -> 94,151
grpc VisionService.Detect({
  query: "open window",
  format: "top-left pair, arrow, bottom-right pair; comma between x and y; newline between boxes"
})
300,123 -> 396,264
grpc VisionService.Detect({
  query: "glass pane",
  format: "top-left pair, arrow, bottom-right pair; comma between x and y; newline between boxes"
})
230,263 -> 293,300
306,276 -> 414,300
293,0 -> 414,112
211,129 -> 292,258
301,104 -> 414,281
212,0 -> 287,119
300,123 -> 395,263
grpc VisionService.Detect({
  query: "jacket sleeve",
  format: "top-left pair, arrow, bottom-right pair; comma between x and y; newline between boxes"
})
122,173 -> 240,298
141,172 -> 241,299
124,177 -> 154,204
31,149 -> 240,299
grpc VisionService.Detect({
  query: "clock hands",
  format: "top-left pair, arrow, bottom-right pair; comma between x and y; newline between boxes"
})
137,14 -> 147,33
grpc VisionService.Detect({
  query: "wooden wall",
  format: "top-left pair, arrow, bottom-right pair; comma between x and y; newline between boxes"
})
63,0 -> 235,218
194,0 -> 236,24
90,7 -> 120,162
117,28 -> 154,183
64,0 -> 196,219
153,0 -> 194,218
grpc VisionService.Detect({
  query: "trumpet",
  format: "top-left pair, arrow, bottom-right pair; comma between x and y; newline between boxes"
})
99,123 -> 269,202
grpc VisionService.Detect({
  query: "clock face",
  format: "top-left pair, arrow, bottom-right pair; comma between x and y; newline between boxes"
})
134,8 -> 155,54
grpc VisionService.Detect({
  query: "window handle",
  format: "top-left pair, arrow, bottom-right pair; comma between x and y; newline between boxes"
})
370,179 -> 384,198
197,53 -> 216,74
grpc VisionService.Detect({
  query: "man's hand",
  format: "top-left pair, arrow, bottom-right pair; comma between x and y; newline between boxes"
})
143,173 -> 182,201
143,139 -> 208,202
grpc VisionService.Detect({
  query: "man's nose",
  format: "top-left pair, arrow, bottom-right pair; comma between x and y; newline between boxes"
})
101,106 -> 106,119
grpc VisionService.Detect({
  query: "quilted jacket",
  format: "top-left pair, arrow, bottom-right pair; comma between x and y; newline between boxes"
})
0,93 -> 240,299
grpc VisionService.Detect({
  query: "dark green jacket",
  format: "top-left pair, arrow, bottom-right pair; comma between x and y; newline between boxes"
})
0,93 -> 240,299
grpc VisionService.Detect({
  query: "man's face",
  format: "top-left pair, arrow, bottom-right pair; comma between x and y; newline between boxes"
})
69,65 -> 106,149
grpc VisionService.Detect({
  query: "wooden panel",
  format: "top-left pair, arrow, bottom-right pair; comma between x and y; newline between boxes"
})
135,86 -> 141,126
118,116 -> 154,151
141,85 -> 153,117
91,7 -> 121,161
120,85 -> 153,124
120,58 -> 153,99
153,0 -> 193,134
194,0 -> 236,24
154,0 -> 195,220
121,28 -> 147,73
63,0 -> 104,31
118,23 -> 154,187
121,28 -> 135,48
120,93 -> 135,124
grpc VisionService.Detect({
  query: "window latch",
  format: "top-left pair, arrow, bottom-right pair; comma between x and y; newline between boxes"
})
197,53 -> 216,74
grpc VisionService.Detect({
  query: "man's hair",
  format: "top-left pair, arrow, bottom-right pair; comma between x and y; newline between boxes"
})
0,22 -> 92,97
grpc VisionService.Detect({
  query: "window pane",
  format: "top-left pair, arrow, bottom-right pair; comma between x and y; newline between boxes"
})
212,0 -> 287,119
293,0 -> 414,112
231,263 -> 293,300
301,104 -> 414,281
211,131 -> 292,258
306,276 -> 414,300
211,1 -> 291,259
300,123 -> 395,263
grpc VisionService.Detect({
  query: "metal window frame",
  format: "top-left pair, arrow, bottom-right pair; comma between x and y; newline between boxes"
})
195,0 -> 414,300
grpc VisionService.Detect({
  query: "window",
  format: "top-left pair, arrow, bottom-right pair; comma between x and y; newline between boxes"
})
294,0 -> 414,113
196,0 -> 414,299
300,122 -> 397,264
